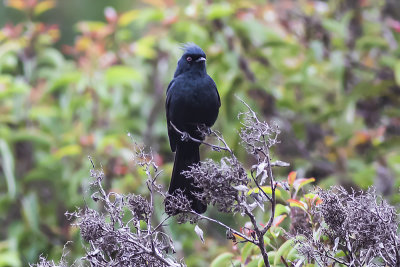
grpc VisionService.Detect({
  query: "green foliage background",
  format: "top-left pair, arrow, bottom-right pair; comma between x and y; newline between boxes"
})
0,0 -> 399,266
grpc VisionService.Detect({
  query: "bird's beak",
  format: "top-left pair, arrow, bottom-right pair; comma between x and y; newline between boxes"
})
195,57 -> 206,62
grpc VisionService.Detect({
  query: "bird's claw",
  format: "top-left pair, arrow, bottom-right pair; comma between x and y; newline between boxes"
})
197,124 -> 211,138
180,132 -> 190,141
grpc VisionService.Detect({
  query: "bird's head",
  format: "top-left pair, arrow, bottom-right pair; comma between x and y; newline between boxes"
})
174,43 -> 207,77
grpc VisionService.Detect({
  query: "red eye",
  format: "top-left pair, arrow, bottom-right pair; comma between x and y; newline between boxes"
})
186,56 -> 192,62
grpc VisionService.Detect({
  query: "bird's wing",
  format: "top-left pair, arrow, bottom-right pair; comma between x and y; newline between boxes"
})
166,79 -> 177,152
211,77 -> 221,108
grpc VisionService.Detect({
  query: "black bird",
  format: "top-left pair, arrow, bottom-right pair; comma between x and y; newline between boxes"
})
165,43 -> 220,214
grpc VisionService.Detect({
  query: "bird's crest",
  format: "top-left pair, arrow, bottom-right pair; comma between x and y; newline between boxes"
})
180,43 -> 205,56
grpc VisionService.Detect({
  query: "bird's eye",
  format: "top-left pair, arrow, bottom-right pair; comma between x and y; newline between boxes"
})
186,56 -> 192,62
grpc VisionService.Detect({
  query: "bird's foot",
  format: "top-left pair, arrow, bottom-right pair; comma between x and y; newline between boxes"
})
197,124 -> 211,138
204,127 -> 212,136
180,131 -> 190,142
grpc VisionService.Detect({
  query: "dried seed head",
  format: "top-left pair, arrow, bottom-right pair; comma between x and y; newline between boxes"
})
127,194 -> 151,220
79,209 -> 107,242
183,157 -> 249,213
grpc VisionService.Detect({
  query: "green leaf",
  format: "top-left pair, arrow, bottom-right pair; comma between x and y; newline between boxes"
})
37,48 -> 65,69
75,21 -> 107,33
352,164 -> 375,189
48,71 -> 81,93
22,192 -> 39,232
258,257 -> 265,267
395,61 -> 400,86
0,139 -> 16,199
321,19 -> 346,38
241,242 -> 257,262
274,204 -> 289,217
54,145 -> 82,159
274,239 -> 294,265
118,9 -> 140,26
0,250 -> 21,267
263,235 -> 271,246
135,36 -> 157,59
247,186 -> 281,197
335,250 -> 346,258
29,106 -> 59,120
138,8 -> 164,24
206,3 -> 234,20
267,251 -> 275,264
0,75 -> 29,100
0,53 -> 18,72
304,193 -> 317,199
105,66 -> 141,86
287,243 -> 300,261
350,81 -> 392,99
246,256 -> 261,267
33,0 -> 55,16
269,226 -> 285,240
356,35 -> 388,50
210,252 -> 234,267
11,130 -> 51,148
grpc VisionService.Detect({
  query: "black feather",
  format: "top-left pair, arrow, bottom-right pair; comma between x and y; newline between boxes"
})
165,43 -> 220,214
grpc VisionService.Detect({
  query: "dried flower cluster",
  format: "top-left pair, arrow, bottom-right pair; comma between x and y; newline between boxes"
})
127,193 -> 151,220
32,254 -> 69,267
78,208 -> 109,243
238,101 -> 280,158
296,186 -> 400,266
183,157 -> 249,213
31,100 -> 400,267
77,162 -> 182,266
33,148 -> 184,267
36,101 -> 399,267
164,190 -> 199,224
170,99 -> 285,267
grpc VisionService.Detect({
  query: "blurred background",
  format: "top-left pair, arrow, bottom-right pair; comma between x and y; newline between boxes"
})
0,0 -> 400,266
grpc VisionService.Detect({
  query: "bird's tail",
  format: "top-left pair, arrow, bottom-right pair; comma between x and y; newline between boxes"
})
167,142 -> 207,214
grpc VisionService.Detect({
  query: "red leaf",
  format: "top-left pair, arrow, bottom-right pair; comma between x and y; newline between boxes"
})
163,14 -> 178,26
287,199 -> 306,210
287,171 -> 297,186
293,177 -> 315,191
388,18 -> 400,33
272,215 -> 287,227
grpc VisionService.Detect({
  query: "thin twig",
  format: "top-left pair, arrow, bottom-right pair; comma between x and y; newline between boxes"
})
189,211 -> 257,245
154,215 -> 171,232
169,121 -> 231,152
250,169 -> 272,202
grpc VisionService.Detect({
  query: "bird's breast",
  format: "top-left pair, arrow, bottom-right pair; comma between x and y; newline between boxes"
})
170,76 -> 219,127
